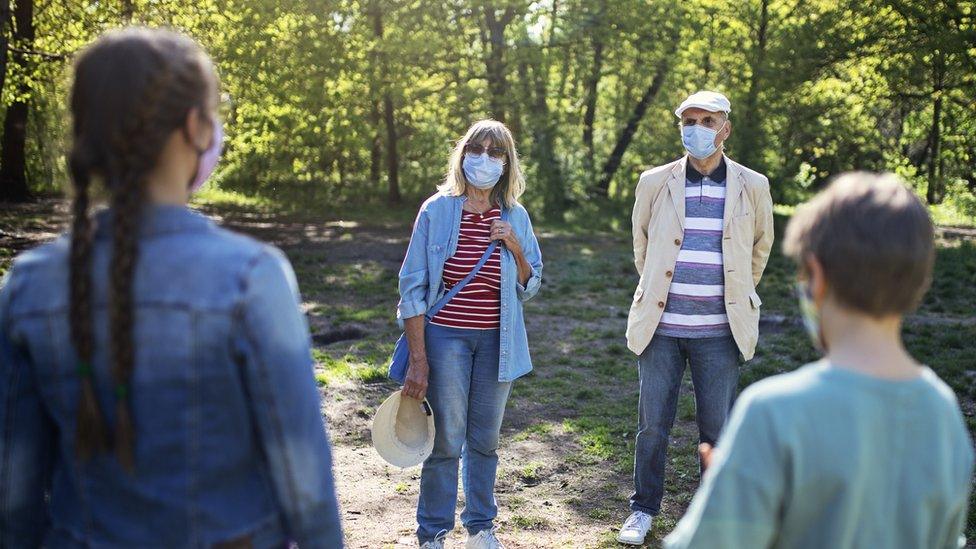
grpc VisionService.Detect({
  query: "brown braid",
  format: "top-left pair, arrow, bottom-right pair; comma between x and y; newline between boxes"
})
105,63 -> 172,470
67,27 -> 218,468
107,177 -> 144,470
69,150 -> 110,459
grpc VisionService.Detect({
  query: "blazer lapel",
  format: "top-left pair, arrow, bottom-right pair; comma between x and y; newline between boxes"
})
668,156 -> 688,230
722,155 -> 744,229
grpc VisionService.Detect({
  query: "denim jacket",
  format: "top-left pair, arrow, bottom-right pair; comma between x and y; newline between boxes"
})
397,193 -> 543,382
0,205 -> 342,548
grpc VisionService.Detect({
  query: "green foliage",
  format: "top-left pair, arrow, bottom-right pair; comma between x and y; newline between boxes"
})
3,0 -> 973,219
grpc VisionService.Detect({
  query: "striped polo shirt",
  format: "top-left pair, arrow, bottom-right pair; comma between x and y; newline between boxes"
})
429,207 -> 502,329
657,159 -> 732,339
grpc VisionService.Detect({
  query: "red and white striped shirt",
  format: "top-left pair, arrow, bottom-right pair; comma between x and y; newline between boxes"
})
429,208 -> 502,330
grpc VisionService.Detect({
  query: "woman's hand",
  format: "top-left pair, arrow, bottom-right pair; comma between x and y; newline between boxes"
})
402,353 -> 430,400
490,220 -> 522,254
491,219 -> 532,286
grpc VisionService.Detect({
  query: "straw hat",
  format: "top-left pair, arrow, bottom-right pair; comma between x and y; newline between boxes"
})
371,390 -> 436,468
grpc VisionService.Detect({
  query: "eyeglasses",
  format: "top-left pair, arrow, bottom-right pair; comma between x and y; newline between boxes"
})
680,115 -> 726,130
465,143 -> 507,160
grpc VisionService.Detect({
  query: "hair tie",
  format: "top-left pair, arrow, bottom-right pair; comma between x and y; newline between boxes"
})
77,361 -> 93,377
115,384 -> 128,399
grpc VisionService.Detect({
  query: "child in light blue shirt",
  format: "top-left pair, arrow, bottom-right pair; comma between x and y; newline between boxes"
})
666,172 -> 974,549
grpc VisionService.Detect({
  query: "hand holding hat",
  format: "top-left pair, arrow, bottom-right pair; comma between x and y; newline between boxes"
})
371,390 -> 436,468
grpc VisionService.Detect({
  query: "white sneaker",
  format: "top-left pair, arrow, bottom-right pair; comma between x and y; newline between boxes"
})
617,511 -> 653,545
421,529 -> 448,549
466,526 -> 505,549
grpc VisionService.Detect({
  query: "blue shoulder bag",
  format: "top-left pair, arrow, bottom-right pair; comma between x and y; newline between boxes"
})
388,207 -> 508,384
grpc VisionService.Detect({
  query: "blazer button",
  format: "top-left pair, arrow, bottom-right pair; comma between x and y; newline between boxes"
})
674,238 -> 681,246
665,270 -> 673,278
658,301 -> 665,308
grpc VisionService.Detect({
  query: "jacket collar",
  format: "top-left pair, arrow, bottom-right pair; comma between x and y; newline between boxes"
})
94,204 -> 214,240
722,157 -> 745,229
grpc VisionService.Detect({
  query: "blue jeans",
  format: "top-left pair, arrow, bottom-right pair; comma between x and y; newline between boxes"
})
629,334 -> 740,515
417,324 -> 512,543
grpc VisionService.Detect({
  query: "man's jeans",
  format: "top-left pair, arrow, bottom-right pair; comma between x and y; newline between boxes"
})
629,334 -> 740,515
417,324 -> 512,544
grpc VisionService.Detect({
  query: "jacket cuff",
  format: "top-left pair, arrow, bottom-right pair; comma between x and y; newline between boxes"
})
397,299 -> 427,323
516,270 -> 542,302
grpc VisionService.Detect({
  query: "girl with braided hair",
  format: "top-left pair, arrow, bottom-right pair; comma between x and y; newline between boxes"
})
0,28 -> 342,547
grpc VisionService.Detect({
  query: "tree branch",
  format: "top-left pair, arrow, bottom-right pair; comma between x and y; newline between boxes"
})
7,44 -> 69,60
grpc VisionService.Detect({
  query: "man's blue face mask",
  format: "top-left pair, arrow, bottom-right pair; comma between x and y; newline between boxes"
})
681,120 -> 727,160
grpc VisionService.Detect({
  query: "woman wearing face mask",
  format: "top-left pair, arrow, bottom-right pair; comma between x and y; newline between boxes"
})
396,119 -> 543,549
0,28 -> 342,547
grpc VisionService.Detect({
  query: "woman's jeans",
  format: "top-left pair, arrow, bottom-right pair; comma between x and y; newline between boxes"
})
417,324 -> 512,544
629,334 -> 740,516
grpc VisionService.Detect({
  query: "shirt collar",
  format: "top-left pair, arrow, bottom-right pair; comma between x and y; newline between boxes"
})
686,157 -> 727,184
94,204 -> 214,239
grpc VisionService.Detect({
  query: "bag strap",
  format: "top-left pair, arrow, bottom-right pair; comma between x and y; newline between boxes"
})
425,206 -> 509,321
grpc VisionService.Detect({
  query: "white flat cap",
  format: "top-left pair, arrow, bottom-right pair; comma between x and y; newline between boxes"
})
674,91 -> 732,117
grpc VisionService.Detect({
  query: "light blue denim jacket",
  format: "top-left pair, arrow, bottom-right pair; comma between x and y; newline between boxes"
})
397,193 -> 543,382
0,205 -> 342,548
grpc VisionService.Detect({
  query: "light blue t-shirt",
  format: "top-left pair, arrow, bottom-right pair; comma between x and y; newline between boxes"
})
666,360 -> 974,549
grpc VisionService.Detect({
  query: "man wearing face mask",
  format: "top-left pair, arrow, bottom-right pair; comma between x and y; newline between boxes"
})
618,91 -> 774,545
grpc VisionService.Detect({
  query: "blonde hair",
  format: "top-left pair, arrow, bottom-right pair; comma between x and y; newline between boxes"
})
438,119 -> 525,208
783,172 -> 935,317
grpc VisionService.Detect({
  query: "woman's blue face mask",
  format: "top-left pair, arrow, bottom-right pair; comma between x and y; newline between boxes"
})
463,152 -> 505,189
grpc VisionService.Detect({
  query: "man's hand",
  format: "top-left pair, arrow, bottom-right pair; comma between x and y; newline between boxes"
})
699,443 -> 714,472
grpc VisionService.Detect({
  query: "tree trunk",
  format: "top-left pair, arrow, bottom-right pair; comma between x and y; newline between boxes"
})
0,0 -> 34,203
702,22 -> 714,81
369,100 -> 382,189
596,53 -> 672,196
368,0 -> 400,204
530,64 -> 564,219
368,2 -> 383,190
582,37 -> 604,179
925,53 -> 945,204
0,0 -> 10,96
384,93 -> 400,204
737,0 -> 769,170
121,0 -> 134,22
482,4 -> 516,123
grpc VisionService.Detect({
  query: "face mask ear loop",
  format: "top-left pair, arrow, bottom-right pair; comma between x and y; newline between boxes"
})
184,119 -> 208,191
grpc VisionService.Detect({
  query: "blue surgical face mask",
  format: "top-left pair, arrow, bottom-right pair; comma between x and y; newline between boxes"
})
463,152 -> 505,189
796,281 -> 826,352
681,121 -> 726,160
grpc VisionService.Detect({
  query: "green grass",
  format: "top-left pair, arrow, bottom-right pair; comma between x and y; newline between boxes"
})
508,513 -> 549,530
922,240 -> 976,316
312,349 -> 387,386
0,248 -> 14,278
930,196 -> 976,228
190,186 -> 273,210
518,461 -> 545,484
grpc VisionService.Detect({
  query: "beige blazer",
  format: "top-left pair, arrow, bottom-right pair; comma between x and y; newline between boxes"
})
627,155 -> 774,360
